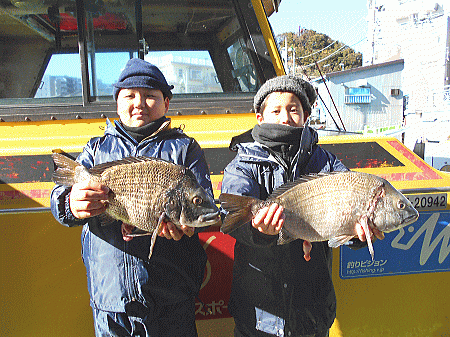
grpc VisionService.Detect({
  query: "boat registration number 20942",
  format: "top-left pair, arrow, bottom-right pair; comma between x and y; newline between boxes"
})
406,193 -> 448,211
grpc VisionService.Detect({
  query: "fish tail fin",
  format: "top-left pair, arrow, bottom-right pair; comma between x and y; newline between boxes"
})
51,152 -> 82,186
219,193 -> 259,234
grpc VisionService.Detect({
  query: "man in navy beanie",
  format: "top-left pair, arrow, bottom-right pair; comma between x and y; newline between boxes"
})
51,58 -> 212,336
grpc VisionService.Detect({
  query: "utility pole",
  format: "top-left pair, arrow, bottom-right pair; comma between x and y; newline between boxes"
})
292,46 -> 295,75
284,37 -> 288,74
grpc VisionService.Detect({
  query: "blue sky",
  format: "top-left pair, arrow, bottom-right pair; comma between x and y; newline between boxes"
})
268,0 -> 368,52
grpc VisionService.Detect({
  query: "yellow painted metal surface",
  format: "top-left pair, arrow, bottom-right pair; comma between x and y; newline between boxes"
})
330,260 -> 450,336
320,135 -> 450,337
0,213 -> 93,336
0,114 -> 257,156
0,119 -> 107,156
1,119 -> 449,336
171,113 -> 257,148
251,0 -> 285,76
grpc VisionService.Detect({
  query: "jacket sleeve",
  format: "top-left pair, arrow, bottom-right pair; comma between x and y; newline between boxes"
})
50,140 -> 97,227
183,138 -> 214,199
221,155 -> 279,247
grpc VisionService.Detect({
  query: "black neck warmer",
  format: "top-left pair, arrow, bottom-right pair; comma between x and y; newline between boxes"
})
119,116 -> 168,143
252,123 -> 303,167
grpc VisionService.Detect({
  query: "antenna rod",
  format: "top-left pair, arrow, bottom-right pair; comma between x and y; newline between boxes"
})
314,60 -> 346,131
299,65 -> 342,132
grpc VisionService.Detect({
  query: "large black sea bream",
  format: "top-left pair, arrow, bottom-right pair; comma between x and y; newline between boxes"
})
52,153 -> 221,259
219,171 -> 419,260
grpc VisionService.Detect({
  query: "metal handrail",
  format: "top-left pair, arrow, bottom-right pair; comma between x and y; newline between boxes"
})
398,187 -> 450,194
0,207 -> 51,214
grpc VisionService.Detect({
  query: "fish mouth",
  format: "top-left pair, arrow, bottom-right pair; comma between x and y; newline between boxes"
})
403,211 -> 419,226
197,211 -> 222,226
382,211 -> 420,233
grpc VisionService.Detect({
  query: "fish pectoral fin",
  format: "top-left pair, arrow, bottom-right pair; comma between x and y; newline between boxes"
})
127,228 -> 152,237
359,217 -> 375,261
148,213 -> 166,260
328,235 -> 355,248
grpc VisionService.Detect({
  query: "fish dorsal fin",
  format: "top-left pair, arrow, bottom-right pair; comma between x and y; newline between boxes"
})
268,172 -> 337,199
88,156 -> 172,175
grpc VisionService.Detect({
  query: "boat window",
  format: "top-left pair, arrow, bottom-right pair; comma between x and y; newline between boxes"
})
227,37 -> 259,92
0,0 -> 261,107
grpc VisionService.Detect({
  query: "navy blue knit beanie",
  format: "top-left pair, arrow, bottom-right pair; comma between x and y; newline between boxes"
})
113,58 -> 174,100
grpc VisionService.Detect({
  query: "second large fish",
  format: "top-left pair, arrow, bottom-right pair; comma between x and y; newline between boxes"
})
219,171 -> 419,260
52,153 -> 221,258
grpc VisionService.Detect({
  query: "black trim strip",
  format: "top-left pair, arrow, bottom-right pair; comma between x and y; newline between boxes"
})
0,142 -> 411,185
0,149 -> 235,184
320,142 -> 403,169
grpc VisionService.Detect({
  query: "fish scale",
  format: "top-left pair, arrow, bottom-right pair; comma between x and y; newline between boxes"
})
276,173 -> 381,241
101,161 -> 184,231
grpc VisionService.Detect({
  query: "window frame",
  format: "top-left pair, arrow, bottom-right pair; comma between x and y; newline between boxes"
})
344,86 -> 371,104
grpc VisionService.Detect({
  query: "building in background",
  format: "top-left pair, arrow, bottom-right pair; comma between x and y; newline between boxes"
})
310,0 -> 449,171
361,0 -> 449,171
145,54 -> 222,94
36,53 -> 223,98
363,0 -> 449,115
313,59 -> 404,135
35,75 -> 83,98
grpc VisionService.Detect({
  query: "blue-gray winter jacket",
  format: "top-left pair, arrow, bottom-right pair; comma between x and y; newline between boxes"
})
51,118 -> 211,313
221,126 -> 348,336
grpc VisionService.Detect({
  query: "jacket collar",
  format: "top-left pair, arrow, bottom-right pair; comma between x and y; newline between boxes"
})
105,118 -> 172,143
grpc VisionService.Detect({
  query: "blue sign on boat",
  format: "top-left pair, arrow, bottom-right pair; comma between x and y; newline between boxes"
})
339,211 -> 450,279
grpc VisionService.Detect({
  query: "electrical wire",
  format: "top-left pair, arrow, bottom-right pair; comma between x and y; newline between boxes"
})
297,40 -> 338,59
300,44 -> 349,68
299,36 -> 366,69
296,16 -> 366,60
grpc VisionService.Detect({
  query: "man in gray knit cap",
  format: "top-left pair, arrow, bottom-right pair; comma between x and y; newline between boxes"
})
221,75 -> 379,337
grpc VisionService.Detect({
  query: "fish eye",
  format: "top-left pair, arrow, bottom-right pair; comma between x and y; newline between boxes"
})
397,200 -> 405,209
192,196 -> 203,205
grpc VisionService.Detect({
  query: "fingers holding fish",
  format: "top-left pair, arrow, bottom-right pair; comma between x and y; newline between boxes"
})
372,227 -> 385,240
180,225 -> 195,237
69,181 -> 109,219
159,221 -> 184,241
356,222 -> 385,242
252,203 -> 285,235
121,223 -> 135,241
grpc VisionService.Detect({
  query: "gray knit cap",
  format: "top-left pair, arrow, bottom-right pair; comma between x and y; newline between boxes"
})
253,75 -> 317,114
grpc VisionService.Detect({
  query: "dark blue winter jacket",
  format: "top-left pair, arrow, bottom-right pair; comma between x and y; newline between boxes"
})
221,125 -> 348,336
51,118 -> 211,313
